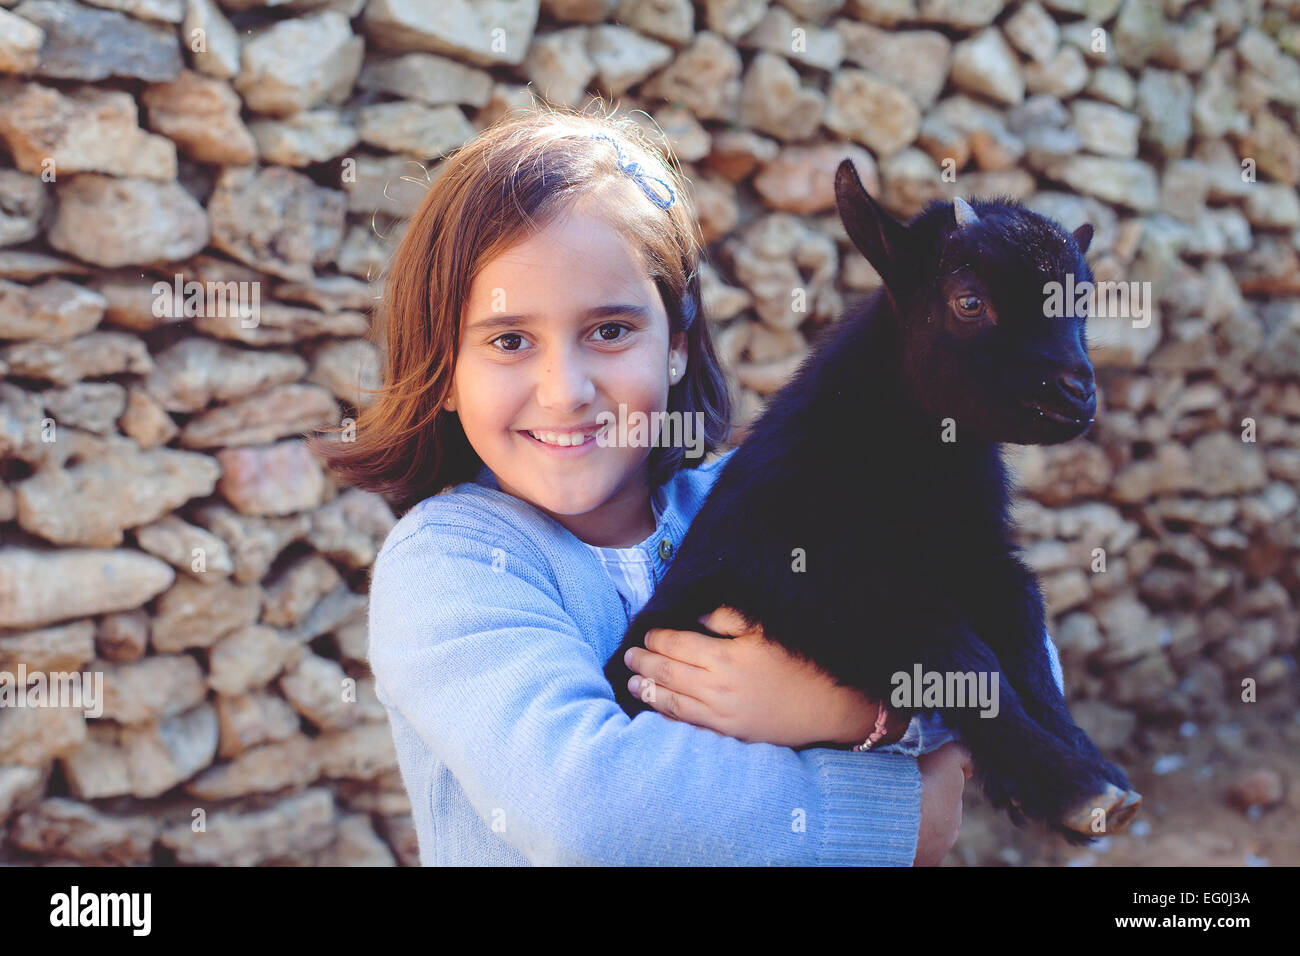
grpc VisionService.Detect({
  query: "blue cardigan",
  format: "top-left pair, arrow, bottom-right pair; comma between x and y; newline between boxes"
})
367,448 -> 1064,865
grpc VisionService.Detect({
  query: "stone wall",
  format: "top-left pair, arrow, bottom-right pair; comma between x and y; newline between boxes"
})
0,0 -> 1297,865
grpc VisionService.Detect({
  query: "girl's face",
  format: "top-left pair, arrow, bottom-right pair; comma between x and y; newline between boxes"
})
446,199 -> 687,544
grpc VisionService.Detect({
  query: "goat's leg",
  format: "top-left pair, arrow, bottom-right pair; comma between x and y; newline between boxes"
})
966,555 -> 1141,831
905,626 -> 1136,845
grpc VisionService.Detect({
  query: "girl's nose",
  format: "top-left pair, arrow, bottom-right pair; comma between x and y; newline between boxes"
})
536,353 -> 595,411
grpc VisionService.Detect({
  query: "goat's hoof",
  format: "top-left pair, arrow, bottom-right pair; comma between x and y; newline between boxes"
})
1060,783 -> 1131,835
1107,789 -> 1143,832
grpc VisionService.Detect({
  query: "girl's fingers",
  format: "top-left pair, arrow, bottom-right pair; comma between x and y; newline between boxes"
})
628,674 -> 710,727
642,625 -> 726,670
624,643 -> 710,694
697,606 -> 756,638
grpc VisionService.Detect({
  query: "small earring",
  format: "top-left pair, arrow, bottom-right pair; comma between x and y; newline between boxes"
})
670,366 -> 677,379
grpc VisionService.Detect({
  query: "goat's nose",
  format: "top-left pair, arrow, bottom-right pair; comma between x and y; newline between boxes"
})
1055,373 -> 1095,404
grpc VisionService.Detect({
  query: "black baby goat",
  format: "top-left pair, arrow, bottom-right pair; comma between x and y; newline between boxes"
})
605,158 -> 1142,845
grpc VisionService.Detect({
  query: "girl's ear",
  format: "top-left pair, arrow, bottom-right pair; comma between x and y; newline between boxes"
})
444,392 -> 457,413
669,328 -> 688,382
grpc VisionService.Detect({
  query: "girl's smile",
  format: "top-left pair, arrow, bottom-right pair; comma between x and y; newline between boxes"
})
518,421 -> 611,452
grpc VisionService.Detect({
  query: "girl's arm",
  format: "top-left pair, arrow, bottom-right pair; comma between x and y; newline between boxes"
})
367,521 -> 924,866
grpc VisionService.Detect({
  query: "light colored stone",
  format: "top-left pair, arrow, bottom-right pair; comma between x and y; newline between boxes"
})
0,277 -> 104,340
739,4 -> 842,72
362,0 -> 540,67
1070,99 -> 1141,158
356,100 -> 476,159
13,0 -> 182,82
15,440 -> 219,547
0,250 -> 91,280
1136,67 -> 1194,158
49,175 -> 209,268
235,11 -> 363,116
186,734 -> 319,799
521,25 -> 593,107
307,813 -> 397,866
1024,45 -> 1089,99
208,624 -> 303,696
878,146 -> 945,217
0,765 -> 45,821
142,69 -> 256,164
99,654 -> 207,724
63,703 -> 218,798
183,0 -> 239,78
0,82 -> 177,179
916,0 -> 999,29
755,144 -> 878,215
1,329 -> 152,384
40,381 -> 125,433
0,7 -> 44,72
95,609 -> 149,662
279,652 -> 361,731
358,51 -> 493,106
190,501 -> 310,583
9,798 -> 157,863
1042,155 -> 1159,211
178,382 -> 339,449
740,52 -> 825,142
1004,1 -> 1058,63
641,31 -> 741,122
834,20 -> 950,108
0,619 -> 95,672
0,547 -> 174,630
207,165 -> 346,282
262,553 -> 343,629
586,22 -> 674,97
248,109 -> 358,167
142,336 -> 307,414
151,574 -> 262,651
215,440 -> 328,516
159,786 -> 336,865
951,28 -> 1024,106
0,698 -> 86,765
119,385 -> 179,449
214,690 -> 301,758
81,0 -> 181,21
307,338 -> 382,409
0,169 -> 47,247
824,68 -> 920,157
313,721 -> 399,780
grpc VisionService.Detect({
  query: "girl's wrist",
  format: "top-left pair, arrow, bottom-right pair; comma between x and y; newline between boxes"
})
839,692 -> 910,747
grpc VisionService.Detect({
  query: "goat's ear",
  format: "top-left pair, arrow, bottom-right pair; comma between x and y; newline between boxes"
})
835,158 -> 906,287
1072,223 -> 1094,256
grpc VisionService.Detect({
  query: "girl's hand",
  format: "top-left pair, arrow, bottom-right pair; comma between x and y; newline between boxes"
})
623,606 -> 908,748
915,741 -> 974,866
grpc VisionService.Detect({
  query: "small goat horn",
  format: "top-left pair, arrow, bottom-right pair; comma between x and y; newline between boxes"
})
953,197 -> 980,228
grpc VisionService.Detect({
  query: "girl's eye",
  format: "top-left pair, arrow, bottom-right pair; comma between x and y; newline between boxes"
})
592,322 -> 630,343
491,332 -> 528,353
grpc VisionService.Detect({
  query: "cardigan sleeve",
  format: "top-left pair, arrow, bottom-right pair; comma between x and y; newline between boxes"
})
367,521 -> 924,866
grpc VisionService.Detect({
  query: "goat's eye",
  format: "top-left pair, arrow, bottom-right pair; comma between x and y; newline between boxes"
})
954,294 -> 985,319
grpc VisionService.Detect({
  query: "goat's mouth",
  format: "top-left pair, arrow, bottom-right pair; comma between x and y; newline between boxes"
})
1020,398 -> 1094,427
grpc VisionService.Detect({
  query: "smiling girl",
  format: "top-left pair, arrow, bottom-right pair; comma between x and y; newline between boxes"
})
311,105 -> 982,866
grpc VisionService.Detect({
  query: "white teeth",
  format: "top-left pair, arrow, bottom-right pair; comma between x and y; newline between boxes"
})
527,426 -> 602,447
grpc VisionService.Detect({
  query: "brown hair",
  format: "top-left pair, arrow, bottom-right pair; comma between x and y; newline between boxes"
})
308,102 -> 733,517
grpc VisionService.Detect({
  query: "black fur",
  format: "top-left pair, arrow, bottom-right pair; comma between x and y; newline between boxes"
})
604,159 -> 1136,846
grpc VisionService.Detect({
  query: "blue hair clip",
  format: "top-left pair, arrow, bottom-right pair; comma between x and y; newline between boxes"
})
590,132 -> 676,209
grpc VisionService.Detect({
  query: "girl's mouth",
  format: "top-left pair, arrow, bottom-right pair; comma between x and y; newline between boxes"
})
519,423 -> 609,453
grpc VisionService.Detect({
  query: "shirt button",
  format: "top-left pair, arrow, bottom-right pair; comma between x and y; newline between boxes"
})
658,538 -> 674,560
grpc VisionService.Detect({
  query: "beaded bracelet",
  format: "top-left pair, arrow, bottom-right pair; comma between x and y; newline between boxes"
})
851,700 -> 892,752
